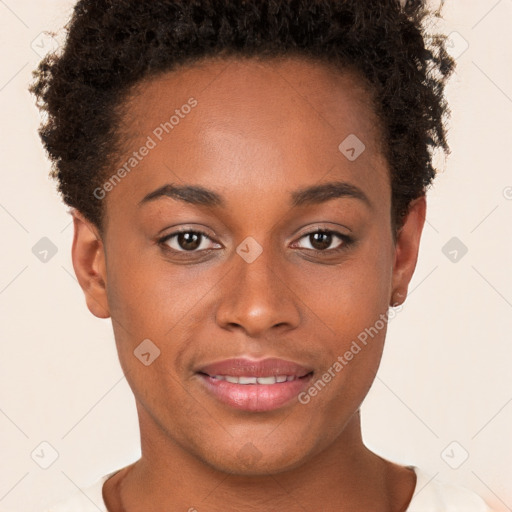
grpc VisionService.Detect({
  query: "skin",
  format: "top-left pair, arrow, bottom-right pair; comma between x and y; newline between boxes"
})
71,56 -> 426,511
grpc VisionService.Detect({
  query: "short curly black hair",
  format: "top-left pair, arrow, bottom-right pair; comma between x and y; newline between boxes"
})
30,0 -> 454,237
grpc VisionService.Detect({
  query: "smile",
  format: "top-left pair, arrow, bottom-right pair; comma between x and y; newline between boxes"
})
197,371 -> 314,412
207,374 -> 306,384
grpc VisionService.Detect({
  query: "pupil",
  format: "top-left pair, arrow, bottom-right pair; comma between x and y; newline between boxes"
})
311,232 -> 331,250
178,232 -> 201,251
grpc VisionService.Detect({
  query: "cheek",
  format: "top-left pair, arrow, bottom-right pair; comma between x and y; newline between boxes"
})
305,270 -> 388,353
298,239 -> 392,335
103,242 -> 221,383
292,302 -> 390,426
293,236 -> 393,395
104,237 -> 192,328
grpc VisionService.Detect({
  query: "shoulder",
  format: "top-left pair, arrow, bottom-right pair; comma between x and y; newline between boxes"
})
41,470 -> 119,512
407,466 -> 493,512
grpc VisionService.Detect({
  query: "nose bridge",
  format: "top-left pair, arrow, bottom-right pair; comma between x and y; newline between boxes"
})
215,238 -> 300,335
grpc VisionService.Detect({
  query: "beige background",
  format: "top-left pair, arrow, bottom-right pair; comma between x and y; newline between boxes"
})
1,1 -> 511,510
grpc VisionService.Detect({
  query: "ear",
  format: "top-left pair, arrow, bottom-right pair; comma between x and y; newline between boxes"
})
71,209 -> 110,319
390,196 -> 427,306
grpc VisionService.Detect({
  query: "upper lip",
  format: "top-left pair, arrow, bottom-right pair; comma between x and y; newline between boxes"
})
196,358 -> 313,378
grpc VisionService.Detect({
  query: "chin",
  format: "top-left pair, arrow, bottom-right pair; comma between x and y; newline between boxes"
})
194,435 -> 315,477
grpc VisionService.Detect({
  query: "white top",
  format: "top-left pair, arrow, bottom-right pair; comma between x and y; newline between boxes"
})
43,466 -> 493,511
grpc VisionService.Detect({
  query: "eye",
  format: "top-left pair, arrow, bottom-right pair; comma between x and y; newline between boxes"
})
158,228 -> 354,256
158,229 -> 221,252
293,229 -> 353,253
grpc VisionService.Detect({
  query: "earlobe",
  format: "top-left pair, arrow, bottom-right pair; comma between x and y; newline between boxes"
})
390,196 -> 427,306
71,209 -> 110,319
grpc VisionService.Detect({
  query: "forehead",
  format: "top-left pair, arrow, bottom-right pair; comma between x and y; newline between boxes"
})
109,56 -> 390,215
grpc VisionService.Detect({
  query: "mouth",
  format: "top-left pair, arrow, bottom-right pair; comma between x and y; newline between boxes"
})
197,373 -> 313,385
196,372 -> 314,412
195,357 -> 314,412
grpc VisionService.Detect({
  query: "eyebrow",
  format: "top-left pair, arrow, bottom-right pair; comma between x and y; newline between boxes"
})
138,184 -> 224,208
291,181 -> 372,209
138,181 -> 372,209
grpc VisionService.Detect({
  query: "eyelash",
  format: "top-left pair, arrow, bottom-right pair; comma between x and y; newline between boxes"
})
157,228 -> 354,256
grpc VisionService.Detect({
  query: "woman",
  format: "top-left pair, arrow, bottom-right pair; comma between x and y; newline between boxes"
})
31,0 -> 492,510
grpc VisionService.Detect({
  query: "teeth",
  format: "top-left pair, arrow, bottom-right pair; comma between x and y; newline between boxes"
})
210,375 -> 298,384
257,376 -> 278,385
239,376 -> 257,384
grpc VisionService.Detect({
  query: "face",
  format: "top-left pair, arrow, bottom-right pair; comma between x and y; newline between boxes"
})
72,57 -> 425,475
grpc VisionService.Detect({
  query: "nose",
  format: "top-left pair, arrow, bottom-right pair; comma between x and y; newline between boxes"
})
215,244 -> 301,337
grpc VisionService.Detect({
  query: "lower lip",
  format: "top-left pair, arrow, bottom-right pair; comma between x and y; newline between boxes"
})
197,373 -> 314,412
